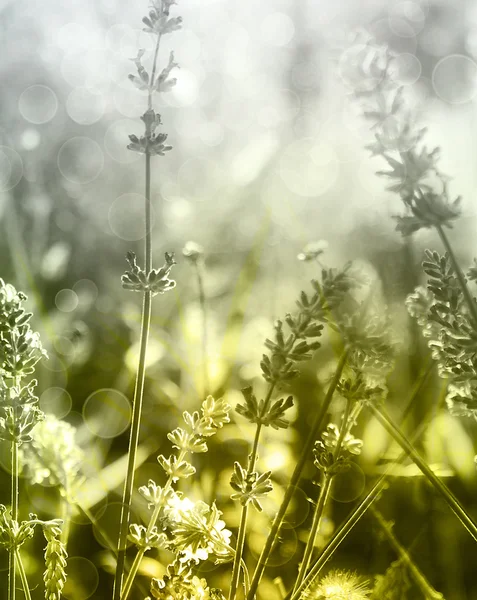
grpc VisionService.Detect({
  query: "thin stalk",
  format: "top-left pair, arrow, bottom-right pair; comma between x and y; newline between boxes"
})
246,350 -> 348,600
15,548 -> 31,600
120,448 -> 187,600
287,386 -> 447,600
367,402 -> 477,542
287,476 -> 387,600
436,224 -> 477,328
15,549 -> 32,600
113,291 -> 152,600
112,28 -> 162,600
230,380 -> 274,600
9,437 -> 19,600
295,475 -> 332,593
195,260 -> 209,395
229,505 -> 249,600
293,398 -> 353,594
60,499 -> 71,546
370,506 -> 444,600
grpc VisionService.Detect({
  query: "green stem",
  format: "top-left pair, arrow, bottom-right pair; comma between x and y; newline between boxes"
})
230,392 -> 270,600
195,261 -> 209,396
435,224 -> 477,328
246,350 -> 348,600
293,398 -> 353,594
370,506 -> 444,600
60,499 -> 71,546
9,438 -> 19,600
229,504 -> 249,600
113,290 -> 152,600
295,474 -> 332,593
15,549 -> 32,600
113,24 -> 163,599
368,402 -> 477,542
287,387 -> 446,600
120,448 -> 187,600
287,476 -> 387,600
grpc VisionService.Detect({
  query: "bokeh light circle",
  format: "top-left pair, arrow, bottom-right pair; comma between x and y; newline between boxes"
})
83,388 -> 131,438
389,1 -> 427,37
67,87 -> 106,125
330,462 -> 366,503
432,54 -> 477,104
63,556 -> 99,599
19,85 -> 58,124
0,146 -> 23,191
250,521 -> 297,567
55,288 -> 79,313
73,278 -> 99,306
40,387 -> 72,419
108,192 -> 156,241
58,137 -> 104,184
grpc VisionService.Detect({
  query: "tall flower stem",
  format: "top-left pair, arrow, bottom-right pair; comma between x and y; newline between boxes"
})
287,388 -> 446,600
120,448 -> 187,600
287,475 -> 387,600
113,29 -> 162,600
435,224 -> 477,328
15,549 -> 32,600
9,437 -> 19,600
196,260 -> 209,395
293,398 -> 353,594
246,350 -> 348,600
229,382 -> 275,600
367,402 -> 477,542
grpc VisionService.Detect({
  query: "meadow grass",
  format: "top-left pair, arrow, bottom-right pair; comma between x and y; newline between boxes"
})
1,5 -> 477,600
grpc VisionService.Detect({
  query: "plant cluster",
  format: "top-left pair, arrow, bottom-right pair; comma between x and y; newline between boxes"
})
2,5 -> 477,600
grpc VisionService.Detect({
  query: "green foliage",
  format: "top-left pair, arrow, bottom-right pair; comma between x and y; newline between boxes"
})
407,250 -> 477,419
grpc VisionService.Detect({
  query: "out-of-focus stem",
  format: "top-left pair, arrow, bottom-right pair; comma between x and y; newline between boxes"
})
293,398 -> 353,594
370,506 -> 444,600
9,437 -> 19,600
368,403 -> 477,542
195,261 -> 209,395
246,350 -> 348,600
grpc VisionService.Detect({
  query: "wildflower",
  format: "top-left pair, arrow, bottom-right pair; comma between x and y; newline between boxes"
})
164,500 -> 233,564
148,561 -> 219,600
19,415 -> 84,501
122,251 -> 176,295
43,520 -> 68,600
0,279 -> 46,445
301,570 -> 370,600
314,424 -> 363,475
230,462 -> 273,511
343,35 -> 461,236
320,423 -> 363,456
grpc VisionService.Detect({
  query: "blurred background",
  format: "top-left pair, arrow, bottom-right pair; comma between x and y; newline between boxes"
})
1,0 -> 477,598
